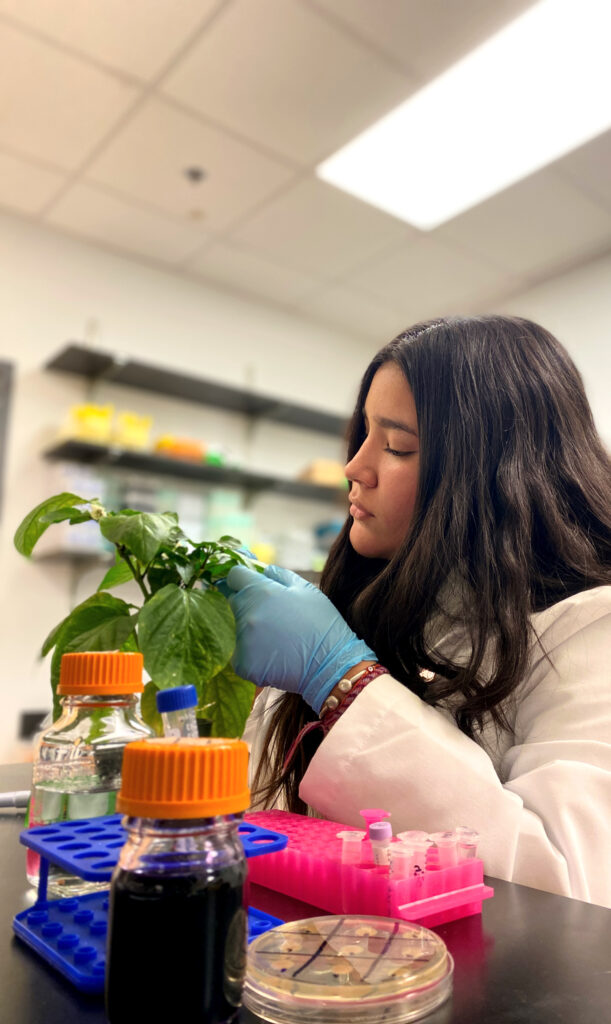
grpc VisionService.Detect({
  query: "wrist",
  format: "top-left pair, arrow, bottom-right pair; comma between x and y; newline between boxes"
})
282,662 -> 388,774
342,660 -> 377,683
318,660 -> 377,719
302,640 -> 376,713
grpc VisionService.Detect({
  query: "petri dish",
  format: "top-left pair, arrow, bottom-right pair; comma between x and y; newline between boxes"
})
243,914 -> 453,1024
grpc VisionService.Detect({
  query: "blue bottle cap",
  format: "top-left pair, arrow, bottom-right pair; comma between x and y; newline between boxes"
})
155,685 -> 198,713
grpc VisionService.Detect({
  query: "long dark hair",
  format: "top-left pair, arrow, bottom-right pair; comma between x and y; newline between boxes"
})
253,315 -> 611,812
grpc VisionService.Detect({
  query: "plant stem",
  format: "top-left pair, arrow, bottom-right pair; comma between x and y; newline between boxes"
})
118,546 -> 151,601
190,547 -> 212,588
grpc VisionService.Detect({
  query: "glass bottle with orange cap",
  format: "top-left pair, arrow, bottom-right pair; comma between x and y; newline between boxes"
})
106,736 -> 250,1024
27,651 -> 155,896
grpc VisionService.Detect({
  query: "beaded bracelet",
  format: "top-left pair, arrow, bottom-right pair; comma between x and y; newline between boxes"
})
318,666 -> 369,719
320,663 -> 388,727
282,663 -> 388,773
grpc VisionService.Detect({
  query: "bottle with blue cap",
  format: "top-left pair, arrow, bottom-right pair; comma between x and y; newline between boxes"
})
156,685 -> 199,738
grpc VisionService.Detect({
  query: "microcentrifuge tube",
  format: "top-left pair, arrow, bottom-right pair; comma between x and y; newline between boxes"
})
389,842 -> 415,879
156,685 -> 199,738
360,808 -> 391,830
395,831 -> 430,875
369,820 -> 393,866
336,830 -> 366,864
429,831 -> 458,868
455,825 -> 480,860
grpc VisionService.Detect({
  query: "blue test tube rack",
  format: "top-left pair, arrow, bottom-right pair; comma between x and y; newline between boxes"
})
13,814 -> 288,993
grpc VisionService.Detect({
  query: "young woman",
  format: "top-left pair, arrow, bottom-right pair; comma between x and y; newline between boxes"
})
227,315 -> 611,908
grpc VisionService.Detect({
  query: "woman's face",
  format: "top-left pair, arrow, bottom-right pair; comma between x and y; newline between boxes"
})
345,361 -> 420,560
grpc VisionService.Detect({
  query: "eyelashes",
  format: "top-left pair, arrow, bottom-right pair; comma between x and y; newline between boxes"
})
355,428 -> 417,459
384,446 -> 416,457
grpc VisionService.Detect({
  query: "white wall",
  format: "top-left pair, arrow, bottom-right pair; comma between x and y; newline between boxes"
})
495,251 -> 611,447
0,211 -> 373,762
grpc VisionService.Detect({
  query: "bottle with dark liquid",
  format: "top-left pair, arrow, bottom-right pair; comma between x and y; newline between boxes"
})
105,736 -> 250,1024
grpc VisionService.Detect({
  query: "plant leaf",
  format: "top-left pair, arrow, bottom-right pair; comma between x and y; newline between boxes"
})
200,665 -> 255,738
49,593 -> 136,718
65,511 -> 94,525
175,562 -> 196,586
146,563 -> 182,594
120,629 -> 140,653
41,614 -> 70,657
138,584 -> 235,689
14,492 -> 90,556
40,507 -> 93,525
64,611 -> 136,655
140,681 -> 163,736
43,577 -> 140,655
100,511 -> 181,564
98,558 -> 136,591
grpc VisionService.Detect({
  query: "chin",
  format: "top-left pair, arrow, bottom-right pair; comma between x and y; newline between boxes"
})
349,525 -> 392,560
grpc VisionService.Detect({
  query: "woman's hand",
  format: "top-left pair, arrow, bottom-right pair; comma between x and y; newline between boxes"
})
224,564 -> 376,714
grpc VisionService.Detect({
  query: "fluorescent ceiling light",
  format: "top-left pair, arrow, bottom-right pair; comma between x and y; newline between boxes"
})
316,0 -> 611,229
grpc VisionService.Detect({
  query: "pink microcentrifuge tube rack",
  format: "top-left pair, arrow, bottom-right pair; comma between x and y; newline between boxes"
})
245,809 -> 493,928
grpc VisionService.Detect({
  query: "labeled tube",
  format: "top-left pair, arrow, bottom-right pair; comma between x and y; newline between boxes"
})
395,830 -> 430,876
369,820 -> 393,866
389,841 -> 416,879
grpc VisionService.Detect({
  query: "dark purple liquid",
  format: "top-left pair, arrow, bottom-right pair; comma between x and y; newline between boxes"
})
105,862 -> 247,1023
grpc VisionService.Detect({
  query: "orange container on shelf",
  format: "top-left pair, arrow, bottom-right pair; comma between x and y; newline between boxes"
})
154,434 -> 206,461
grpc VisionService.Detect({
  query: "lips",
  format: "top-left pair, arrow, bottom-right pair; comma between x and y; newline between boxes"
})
349,497 -> 373,520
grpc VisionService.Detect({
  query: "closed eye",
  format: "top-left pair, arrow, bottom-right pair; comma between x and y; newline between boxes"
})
384,446 -> 416,457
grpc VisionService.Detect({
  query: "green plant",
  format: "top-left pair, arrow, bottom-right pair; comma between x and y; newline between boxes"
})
14,492 -> 264,738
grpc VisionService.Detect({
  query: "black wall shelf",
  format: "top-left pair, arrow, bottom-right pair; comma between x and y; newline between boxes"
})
46,344 -> 349,437
44,440 -> 348,504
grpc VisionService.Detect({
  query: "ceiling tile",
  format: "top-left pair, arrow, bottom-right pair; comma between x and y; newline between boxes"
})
0,0 -> 219,81
437,169 -> 611,278
161,0 -> 414,164
186,240 -> 320,304
349,236 -> 521,316
0,22 -> 137,170
553,130 -> 611,213
0,150 -> 65,214
230,176 -> 413,278
309,0 -> 540,80
86,97 -> 295,233
295,283 -> 409,343
306,0 -> 537,80
46,183 -> 209,264
0,0 -> 606,326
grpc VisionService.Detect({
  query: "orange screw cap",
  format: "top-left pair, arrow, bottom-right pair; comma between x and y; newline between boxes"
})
58,652 -> 144,695
117,737 -> 250,819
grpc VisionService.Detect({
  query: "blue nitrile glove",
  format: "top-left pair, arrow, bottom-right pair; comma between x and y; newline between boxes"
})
225,564 -> 376,714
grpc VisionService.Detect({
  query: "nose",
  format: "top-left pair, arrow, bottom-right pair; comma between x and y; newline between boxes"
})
345,440 -> 377,489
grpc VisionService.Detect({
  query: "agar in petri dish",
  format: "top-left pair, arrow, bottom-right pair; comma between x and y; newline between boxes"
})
244,914 -> 453,1024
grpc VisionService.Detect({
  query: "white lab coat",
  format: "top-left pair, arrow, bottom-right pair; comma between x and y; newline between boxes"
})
243,585 -> 611,908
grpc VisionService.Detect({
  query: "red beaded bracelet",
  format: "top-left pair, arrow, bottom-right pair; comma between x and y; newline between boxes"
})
282,663 -> 388,773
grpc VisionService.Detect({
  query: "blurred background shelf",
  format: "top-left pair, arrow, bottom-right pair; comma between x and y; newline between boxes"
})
45,344 -> 349,437
43,439 -> 348,504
